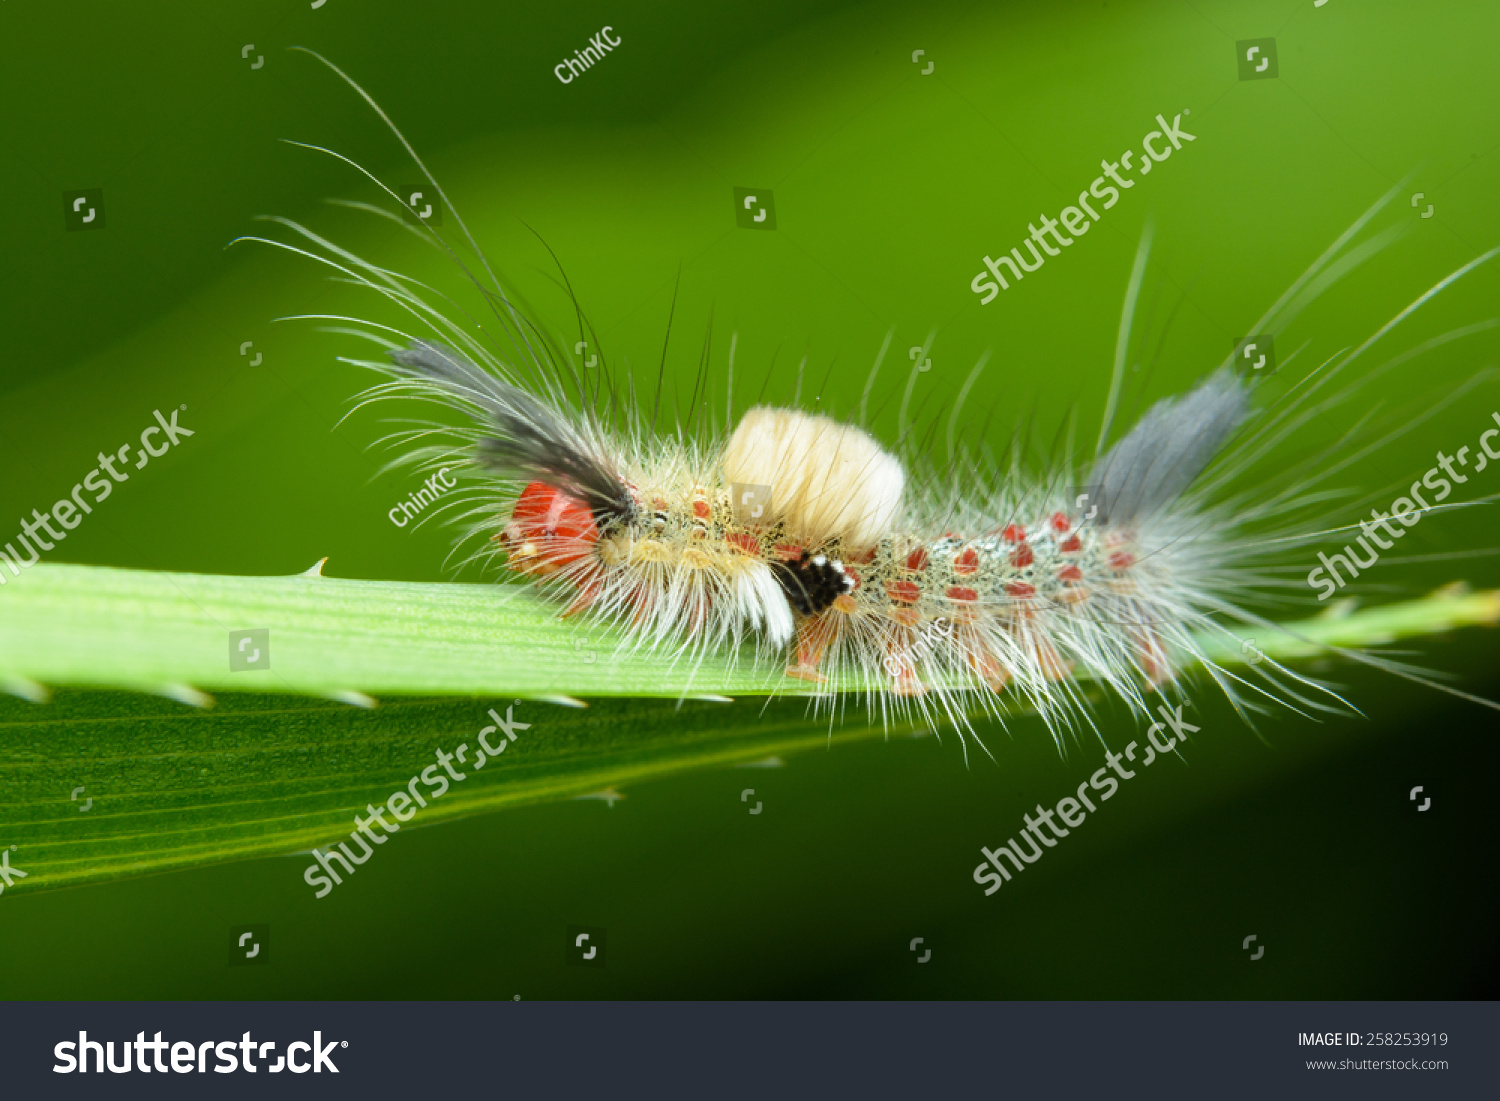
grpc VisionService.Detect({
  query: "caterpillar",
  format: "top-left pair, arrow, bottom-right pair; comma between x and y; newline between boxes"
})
252,51 -> 1500,751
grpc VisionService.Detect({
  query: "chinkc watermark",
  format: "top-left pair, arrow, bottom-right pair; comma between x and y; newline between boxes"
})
553,25 -> 621,84
388,468 -> 456,528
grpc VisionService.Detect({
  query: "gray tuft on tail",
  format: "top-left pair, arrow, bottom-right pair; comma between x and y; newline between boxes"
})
1087,368 -> 1250,523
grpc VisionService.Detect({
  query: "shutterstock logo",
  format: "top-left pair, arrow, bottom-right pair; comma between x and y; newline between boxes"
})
54,1031 -> 345,1074
303,704 -> 532,898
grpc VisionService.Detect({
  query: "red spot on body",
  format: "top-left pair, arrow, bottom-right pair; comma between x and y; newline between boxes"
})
953,547 -> 980,576
945,586 -> 978,603
1009,544 -> 1034,569
906,547 -> 929,572
1108,552 -> 1136,571
774,544 -> 804,562
1057,565 -> 1084,583
1049,511 -> 1070,533
1002,524 -> 1026,543
886,580 -> 921,605
845,568 -> 862,591
692,498 -> 711,521
1004,582 -> 1036,599
1059,534 -> 1082,553
846,547 -> 877,564
726,532 -> 760,555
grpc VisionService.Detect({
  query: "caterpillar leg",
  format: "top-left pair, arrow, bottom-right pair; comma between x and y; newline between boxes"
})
966,644 -> 1011,694
1134,627 -> 1174,687
785,613 -> 835,683
1035,634 -> 1073,681
561,580 -> 600,618
884,641 -> 925,697
881,608 -> 925,697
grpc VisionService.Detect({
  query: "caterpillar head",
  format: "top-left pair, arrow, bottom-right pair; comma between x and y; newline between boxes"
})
498,481 -> 599,577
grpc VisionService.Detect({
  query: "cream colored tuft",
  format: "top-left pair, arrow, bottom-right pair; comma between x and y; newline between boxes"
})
722,406 -> 905,546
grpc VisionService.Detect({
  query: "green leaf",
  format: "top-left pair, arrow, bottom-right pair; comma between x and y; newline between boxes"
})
0,562 -> 804,702
0,562 -> 1495,895
0,689 -> 902,894
3,563 -> 1497,701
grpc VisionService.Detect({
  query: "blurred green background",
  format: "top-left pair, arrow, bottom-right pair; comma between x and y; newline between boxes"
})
0,0 -> 1496,997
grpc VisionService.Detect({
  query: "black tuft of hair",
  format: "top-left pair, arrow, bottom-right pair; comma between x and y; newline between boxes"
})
391,340 -> 636,527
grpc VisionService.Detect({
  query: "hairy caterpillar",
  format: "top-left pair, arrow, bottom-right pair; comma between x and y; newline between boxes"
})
252,51 -> 1500,752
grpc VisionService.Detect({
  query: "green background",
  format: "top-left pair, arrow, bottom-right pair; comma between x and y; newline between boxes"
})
1,0 -> 1497,997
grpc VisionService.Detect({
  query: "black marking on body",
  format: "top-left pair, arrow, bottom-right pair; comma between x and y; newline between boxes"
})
775,552 -> 854,616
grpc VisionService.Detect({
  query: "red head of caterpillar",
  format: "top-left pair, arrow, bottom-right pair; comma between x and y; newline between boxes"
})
499,481 -> 599,580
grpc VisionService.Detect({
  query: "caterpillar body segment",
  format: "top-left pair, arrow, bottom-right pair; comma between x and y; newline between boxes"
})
399,334 -> 1250,740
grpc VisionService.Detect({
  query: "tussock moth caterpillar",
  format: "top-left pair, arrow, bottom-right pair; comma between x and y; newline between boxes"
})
249,51 -> 1500,754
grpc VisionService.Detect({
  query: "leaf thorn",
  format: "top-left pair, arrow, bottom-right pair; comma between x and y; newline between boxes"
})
535,694 -> 587,709
735,755 -> 784,768
2,676 -> 50,704
159,684 -> 214,709
325,689 -> 377,708
299,558 -> 330,578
